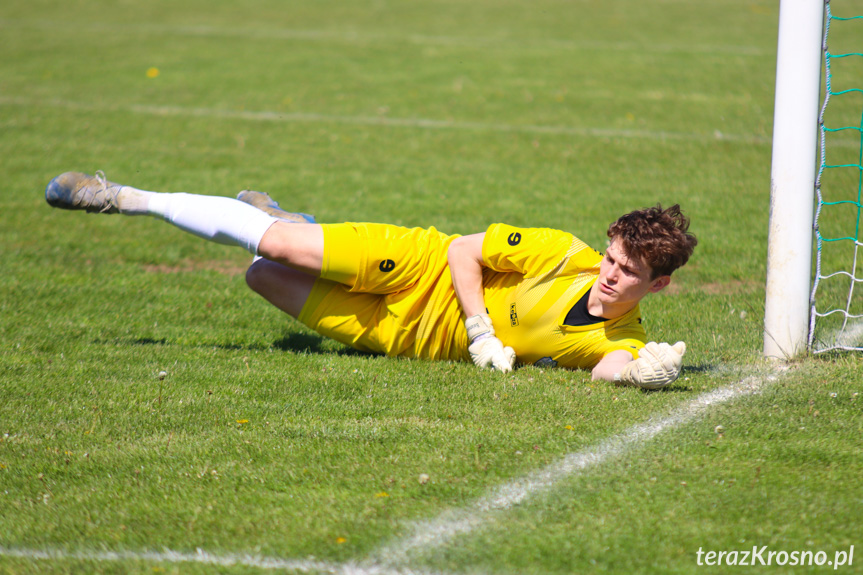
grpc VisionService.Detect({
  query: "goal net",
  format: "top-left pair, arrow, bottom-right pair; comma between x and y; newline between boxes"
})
810,1 -> 863,352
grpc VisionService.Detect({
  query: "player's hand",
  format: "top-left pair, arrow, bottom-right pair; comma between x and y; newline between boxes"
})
468,336 -> 516,372
465,314 -> 516,373
618,341 -> 686,389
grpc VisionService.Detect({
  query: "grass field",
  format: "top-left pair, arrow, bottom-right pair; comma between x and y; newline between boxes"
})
2,1 -> 862,573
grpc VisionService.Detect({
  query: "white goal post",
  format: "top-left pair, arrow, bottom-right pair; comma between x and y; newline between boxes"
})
763,0 -> 825,359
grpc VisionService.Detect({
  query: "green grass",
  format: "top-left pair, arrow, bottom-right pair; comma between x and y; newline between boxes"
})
2,0 -> 862,573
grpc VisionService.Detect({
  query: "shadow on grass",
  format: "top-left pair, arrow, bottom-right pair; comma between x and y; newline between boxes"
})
101,333 -> 376,358
682,363 -> 715,374
117,336 -> 716,375
127,337 -> 269,352
620,363 -> 716,394
132,337 -> 169,346
272,332 -> 376,358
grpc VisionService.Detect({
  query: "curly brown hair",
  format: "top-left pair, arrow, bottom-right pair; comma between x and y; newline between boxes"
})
607,204 -> 697,278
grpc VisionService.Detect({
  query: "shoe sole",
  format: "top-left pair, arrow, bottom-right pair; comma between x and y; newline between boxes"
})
237,190 -> 316,224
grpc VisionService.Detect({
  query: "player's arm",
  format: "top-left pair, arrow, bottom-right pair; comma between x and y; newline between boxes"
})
593,342 -> 687,389
447,233 -> 488,318
591,349 -> 635,382
448,233 -> 516,372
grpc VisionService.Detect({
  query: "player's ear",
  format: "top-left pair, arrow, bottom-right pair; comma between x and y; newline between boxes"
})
648,275 -> 671,293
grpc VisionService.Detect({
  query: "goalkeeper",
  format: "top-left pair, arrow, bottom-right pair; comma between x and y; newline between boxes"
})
45,171 -> 697,389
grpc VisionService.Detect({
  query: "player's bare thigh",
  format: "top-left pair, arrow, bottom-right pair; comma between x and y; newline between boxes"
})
256,221 -> 324,276
245,258 -> 316,318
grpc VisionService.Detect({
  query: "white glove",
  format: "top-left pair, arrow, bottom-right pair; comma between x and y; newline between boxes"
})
465,314 -> 516,373
617,341 -> 686,390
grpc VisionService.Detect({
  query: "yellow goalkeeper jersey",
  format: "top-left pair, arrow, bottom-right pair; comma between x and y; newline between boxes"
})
302,222 -> 647,370
476,223 -> 646,370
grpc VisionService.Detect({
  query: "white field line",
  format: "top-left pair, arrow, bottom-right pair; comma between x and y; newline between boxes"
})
0,547 -> 445,575
0,18 -> 770,56
0,96 -> 770,145
368,370 -> 778,568
0,370 -> 780,574
0,547 -> 352,574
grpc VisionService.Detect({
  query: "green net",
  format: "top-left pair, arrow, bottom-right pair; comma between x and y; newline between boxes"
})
810,0 -> 863,352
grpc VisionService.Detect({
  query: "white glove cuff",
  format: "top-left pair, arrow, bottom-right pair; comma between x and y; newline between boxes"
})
465,314 -> 494,342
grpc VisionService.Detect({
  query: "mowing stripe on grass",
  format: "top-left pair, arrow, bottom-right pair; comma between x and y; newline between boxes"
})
0,96 -> 770,145
0,369 -> 782,574
0,18 -> 769,56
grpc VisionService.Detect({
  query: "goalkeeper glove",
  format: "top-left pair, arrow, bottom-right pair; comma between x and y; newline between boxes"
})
616,341 -> 686,390
465,314 -> 516,373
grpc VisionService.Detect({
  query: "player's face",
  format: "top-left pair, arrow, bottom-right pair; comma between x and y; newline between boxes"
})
596,239 -> 670,307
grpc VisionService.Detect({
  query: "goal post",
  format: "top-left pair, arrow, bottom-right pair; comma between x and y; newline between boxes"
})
763,0 -> 825,359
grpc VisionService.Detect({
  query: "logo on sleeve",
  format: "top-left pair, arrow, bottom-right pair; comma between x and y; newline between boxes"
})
507,232 -> 522,246
509,303 -> 519,326
379,259 -> 396,272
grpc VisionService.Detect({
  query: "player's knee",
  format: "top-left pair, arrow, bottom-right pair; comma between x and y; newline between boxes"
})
245,259 -> 270,294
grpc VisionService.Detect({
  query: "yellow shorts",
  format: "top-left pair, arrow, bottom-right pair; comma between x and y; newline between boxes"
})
298,223 -> 460,357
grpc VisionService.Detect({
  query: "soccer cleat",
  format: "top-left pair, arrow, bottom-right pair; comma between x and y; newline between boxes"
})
236,190 -> 316,224
45,171 -> 123,214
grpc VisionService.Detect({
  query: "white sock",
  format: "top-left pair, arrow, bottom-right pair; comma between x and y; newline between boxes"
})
115,186 -> 155,215
145,192 -> 278,255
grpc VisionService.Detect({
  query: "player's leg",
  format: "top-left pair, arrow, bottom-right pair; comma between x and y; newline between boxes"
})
45,171 -> 317,259
244,258 -> 316,318
44,172 -> 362,317
252,222 -> 455,295
255,221 -> 325,277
